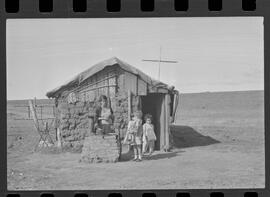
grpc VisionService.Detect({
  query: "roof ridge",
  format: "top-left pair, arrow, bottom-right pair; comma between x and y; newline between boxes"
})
46,57 -> 171,98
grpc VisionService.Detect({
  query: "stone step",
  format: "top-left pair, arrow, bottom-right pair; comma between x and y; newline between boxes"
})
80,135 -> 121,163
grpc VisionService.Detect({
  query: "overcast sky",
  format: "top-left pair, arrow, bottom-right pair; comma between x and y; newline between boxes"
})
7,17 -> 264,100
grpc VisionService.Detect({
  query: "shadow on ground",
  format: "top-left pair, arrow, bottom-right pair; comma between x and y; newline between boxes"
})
120,146 -> 136,162
120,148 -> 185,162
120,125 -> 219,162
144,150 -> 185,161
170,125 -> 220,148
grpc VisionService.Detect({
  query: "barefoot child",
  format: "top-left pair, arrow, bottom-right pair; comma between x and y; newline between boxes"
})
142,114 -> 157,156
130,111 -> 143,161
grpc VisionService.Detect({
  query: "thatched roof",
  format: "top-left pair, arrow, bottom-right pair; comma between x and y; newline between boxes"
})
46,57 -> 175,98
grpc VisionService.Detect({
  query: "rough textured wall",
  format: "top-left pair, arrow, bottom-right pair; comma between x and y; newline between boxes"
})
57,89 -> 140,152
111,91 -> 128,139
111,91 -> 141,139
57,100 -> 97,152
80,135 -> 120,163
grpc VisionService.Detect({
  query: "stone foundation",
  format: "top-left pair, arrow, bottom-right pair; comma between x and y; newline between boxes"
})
80,135 -> 120,163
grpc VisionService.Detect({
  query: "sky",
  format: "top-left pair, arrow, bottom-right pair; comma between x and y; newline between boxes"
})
7,17 -> 264,100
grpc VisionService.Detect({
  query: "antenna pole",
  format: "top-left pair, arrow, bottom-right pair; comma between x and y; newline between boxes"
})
142,46 -> 178,81
158,46 -> 162,80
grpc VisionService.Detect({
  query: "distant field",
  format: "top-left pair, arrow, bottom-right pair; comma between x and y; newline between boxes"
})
7,99 -> 55,120
176,90 -> 264,126
174,90 -> 264,151
7,90 -> 265,190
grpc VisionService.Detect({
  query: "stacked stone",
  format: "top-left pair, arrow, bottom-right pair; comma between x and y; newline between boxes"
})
80,135 -> 120,163
111,91 -> 129,139
58,101 -> 96,152
57,90 -> 137,152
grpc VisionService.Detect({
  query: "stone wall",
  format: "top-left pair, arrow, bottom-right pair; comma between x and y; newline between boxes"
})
57,100 -> 97,152
111,91 -> 129,139
111,91 -> 141,139
57,90 -> 140,152
80,135 -> 120,163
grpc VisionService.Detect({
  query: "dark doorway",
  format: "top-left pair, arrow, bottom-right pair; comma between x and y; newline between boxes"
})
141,93 -> 164,150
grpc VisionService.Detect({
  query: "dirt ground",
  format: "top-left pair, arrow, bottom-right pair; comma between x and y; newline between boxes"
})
7,90 -> 265,190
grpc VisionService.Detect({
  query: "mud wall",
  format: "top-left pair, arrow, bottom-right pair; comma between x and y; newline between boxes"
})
111,91 -> 141,139
57,100 -> 96,152
56,90 -> 140,152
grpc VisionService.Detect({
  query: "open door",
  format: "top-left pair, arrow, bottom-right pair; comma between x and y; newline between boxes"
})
141,93 -> 164,150
170,91 -> 179,123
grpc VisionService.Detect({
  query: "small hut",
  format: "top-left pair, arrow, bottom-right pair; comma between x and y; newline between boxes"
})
46,57 -> 179,153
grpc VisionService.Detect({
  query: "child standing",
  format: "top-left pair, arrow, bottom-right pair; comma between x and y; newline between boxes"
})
130,110 -> 143,162
142,114 -> 157,156
123,114 -> 136,145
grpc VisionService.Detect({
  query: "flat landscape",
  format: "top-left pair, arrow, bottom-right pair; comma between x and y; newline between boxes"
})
7,90 -> 265,190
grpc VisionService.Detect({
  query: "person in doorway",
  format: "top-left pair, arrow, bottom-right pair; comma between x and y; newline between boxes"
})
142,114 -> 157,156
130,110 -> 143,162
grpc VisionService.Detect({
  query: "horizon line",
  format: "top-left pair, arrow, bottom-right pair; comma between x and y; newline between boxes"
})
6,89 -> 264,101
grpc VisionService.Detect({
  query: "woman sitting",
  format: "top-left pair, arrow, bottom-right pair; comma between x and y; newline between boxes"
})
95,95 -> 113,135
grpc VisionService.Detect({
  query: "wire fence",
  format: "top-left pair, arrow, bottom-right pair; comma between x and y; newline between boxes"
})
7,100 -> 56,121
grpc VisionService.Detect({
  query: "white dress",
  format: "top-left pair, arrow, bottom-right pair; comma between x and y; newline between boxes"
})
143,123 -> 156,141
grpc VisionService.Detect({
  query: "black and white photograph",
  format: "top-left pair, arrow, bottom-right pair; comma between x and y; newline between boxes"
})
7,17 -> 264,190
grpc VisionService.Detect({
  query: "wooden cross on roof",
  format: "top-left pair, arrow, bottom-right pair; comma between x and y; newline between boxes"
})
142,46 -> 178,80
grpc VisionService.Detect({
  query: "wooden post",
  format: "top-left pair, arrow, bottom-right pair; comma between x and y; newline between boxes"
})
28,100 -> 39,131
56,128 -> 62,148
128,90 -> 131,121
164,94 -> 171,151
138,96 -> 142,111
135,96 -> 141,111
34,97 -> 37,107
160,96 -> 165,150
171,92 -> 179,123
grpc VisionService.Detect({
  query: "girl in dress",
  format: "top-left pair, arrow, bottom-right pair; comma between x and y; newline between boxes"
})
130,110 -> 143,162
142,114 -> 157,156
123,114 -> 136,145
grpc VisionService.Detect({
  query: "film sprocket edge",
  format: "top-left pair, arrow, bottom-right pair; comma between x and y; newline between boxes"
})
0,0 -> 270,197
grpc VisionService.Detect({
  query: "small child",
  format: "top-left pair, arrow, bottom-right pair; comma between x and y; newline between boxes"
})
123,114 -> 136,145
142,114 -> 157,156
131,111 -> 143,161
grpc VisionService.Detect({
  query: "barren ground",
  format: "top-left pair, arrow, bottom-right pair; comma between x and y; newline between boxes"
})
7,90 -> 265,190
